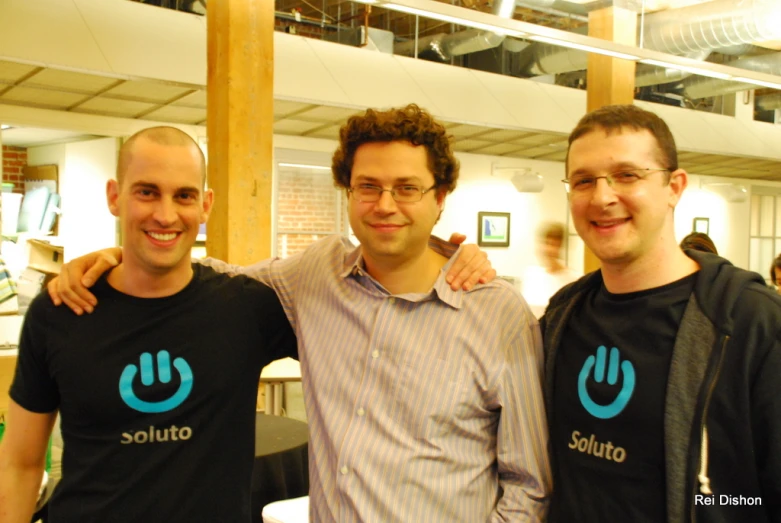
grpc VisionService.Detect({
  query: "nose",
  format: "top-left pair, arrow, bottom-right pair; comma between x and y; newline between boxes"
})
589,177 -> 618,207
373,189 -> 398,214
153,197 -> 178,226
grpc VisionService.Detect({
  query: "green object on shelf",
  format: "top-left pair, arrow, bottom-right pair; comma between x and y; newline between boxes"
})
1,183 -> 14,193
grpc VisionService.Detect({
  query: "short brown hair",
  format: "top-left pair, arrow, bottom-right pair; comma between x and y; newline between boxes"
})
680,232 -> 718,255
771,254 -> 781,285
566,105 -> 678,178
118,126 -> 206,187
331,104 -> 459,193
538,222 -> 565,244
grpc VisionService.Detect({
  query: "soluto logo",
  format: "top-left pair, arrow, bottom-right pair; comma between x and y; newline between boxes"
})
118,350 -> 194,444
578,345 -> 635,419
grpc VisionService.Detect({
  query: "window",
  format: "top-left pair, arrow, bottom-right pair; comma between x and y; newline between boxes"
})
274,150 -> 348,258
748,187 -> 781,282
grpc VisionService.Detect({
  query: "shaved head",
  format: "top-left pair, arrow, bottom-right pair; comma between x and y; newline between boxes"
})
117,126 -> 206,187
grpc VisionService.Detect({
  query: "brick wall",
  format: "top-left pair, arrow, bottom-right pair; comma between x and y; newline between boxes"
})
2,146 -> 27,194
276,166 -> 346,257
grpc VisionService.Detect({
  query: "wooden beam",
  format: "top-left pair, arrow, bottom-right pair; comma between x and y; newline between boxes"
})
582,4 -> 638,273
206,0 -> 274,264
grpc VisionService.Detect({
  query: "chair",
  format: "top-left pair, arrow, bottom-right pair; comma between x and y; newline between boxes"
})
261,495 -> 309,523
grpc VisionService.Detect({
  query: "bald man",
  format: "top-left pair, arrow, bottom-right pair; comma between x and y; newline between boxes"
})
0,127 -> 297,523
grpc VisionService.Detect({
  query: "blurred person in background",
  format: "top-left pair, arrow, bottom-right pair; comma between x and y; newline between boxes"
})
521,222 -> 579,318
680,232 -> 718,255
770,253 -> 781,295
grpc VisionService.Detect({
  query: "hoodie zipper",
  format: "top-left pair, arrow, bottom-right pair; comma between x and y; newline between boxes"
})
690,335 -> 728,523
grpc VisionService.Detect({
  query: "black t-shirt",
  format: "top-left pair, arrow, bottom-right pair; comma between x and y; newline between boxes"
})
551,273 -> 695,522
10,264 -> 297,523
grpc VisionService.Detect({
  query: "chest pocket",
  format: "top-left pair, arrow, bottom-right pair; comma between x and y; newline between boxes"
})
388,342 -> 471,440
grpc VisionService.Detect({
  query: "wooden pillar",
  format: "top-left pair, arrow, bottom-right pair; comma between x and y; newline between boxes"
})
582,4 -> 638,273
206,0 -> 274,264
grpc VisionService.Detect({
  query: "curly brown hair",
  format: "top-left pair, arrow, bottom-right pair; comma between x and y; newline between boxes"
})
331,104 -> 459,193
566,104 -> 678,182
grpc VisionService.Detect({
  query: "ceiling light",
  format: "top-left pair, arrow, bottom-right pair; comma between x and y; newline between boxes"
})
731,77 -> 781,90
383,3 -> 527,37
639,59 -> 733,80
495,0 -> 515,18
529,35 -> 640,61
278,163 -> 332,171
0,125 -> 10,130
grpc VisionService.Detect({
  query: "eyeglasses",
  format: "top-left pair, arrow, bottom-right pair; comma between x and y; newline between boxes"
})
348,183 -> 438,203
561,168 -> 671,194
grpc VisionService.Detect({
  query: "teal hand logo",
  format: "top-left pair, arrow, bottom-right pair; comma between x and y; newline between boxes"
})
119,351 -> 193,414
578,346 -> 635,419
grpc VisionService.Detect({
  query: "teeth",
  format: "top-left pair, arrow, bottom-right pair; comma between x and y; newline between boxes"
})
149,232 -> 177,241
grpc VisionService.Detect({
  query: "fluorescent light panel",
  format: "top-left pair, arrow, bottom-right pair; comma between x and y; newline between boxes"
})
0,125 -> 10,130
278,163 -> 332,171
530,35 -> 640,61
638,59 -> 733,80
732,77 -> 781,90
383,3 -> 527,37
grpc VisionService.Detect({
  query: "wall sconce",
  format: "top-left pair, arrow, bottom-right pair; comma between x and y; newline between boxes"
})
491,164 -> 544,193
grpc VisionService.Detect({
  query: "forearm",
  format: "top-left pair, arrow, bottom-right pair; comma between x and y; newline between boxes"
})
0,464 -> 44,523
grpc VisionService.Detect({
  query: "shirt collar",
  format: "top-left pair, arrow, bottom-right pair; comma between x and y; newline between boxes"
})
340,244 -> 464,310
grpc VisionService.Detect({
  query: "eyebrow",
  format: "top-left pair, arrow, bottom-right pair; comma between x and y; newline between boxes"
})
569,162 -> 643,177
353,176 -> 423,185
131,181 -> 201,194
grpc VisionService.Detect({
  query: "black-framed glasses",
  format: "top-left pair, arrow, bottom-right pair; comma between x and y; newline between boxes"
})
561,168 -> 671,194
348,183 -> 438,203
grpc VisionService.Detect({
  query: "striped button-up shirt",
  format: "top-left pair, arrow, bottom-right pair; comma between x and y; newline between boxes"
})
204,236 -> 550,522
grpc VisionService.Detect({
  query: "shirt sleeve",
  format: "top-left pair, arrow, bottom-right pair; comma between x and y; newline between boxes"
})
9,295 -> 60,414
491,313 -> 552,522
197,254 -> 303,332
243,279 -> 298,363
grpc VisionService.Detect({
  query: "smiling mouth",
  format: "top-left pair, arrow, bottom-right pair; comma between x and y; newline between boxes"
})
147,232 -> 179,241
592,218 -> 630,227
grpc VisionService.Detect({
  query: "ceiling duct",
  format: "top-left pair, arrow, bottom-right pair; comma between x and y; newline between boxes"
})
682,51 -> 781,99
641,0 -> 781,55
756,93 -> 781,111
521,0 -> 781,85
635,50 -> 711,87
395,29 -> 505,61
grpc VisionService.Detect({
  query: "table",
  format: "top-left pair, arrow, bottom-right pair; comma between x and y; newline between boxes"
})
251,413 -> 309,522
260,358 -> 301,416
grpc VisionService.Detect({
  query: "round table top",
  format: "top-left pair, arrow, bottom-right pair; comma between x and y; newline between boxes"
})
254,413 -> 309,458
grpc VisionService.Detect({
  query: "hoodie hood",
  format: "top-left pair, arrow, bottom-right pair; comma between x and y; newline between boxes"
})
685,249 -> 767,336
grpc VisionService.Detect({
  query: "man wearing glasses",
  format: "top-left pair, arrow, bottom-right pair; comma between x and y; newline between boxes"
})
542,104 -> 781,522
46,104 -> 551,521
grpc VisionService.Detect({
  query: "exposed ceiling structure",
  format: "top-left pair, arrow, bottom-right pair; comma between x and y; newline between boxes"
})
2,0 -> 781,181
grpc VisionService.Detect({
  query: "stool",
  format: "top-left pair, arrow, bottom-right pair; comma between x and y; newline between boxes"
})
261,496 -> 309,523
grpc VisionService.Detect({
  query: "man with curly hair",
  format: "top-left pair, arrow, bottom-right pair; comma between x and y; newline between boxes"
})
46,105 -> 550,522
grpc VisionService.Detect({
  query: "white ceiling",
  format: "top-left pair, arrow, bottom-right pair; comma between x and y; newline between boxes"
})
2,55 -> 781,179
1,126 -> 99,147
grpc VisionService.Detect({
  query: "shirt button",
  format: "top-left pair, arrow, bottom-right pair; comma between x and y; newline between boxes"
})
357,407 -> 365,416
340,466 -> 349,475
372,350 -> 380,359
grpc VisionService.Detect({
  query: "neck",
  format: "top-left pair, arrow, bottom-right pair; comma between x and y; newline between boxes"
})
544,258 -> 565,274
600,242 -> 699,294
363,247 -> 448,294
107,261 -> 194,298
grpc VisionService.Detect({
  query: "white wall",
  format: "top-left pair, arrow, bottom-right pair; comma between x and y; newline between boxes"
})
28,137 -> 118,261
434,153 -> 571,280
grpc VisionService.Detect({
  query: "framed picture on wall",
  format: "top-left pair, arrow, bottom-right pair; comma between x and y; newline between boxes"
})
477,211 -> 511,247
693,217 -> 709,235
